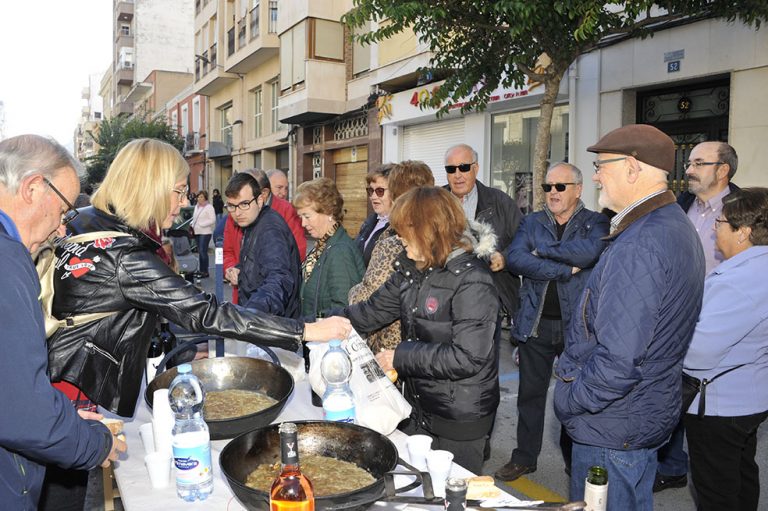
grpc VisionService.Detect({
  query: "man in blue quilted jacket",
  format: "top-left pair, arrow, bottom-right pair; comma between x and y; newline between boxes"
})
553,125 -> 705,511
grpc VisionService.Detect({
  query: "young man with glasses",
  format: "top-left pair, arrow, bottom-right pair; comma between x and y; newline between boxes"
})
223,171 -> 301,318
653,141 -> 741,493
444,143 -> 522,322
0,135 -> 124,510
495,163 -> 609,482
554,124 -> 705,510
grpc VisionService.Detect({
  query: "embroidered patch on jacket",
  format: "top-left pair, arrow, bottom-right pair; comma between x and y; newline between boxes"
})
63,256 -> 100,278
92,237 -> 116,250
425,296 -> 439,314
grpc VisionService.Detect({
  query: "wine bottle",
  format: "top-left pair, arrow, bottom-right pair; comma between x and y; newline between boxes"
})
159,317 -> 178,367
270,423 -> 315,511
584,465 -> 608,511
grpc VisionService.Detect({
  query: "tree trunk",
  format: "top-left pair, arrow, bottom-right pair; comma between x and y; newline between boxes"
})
531,72 -> 564,211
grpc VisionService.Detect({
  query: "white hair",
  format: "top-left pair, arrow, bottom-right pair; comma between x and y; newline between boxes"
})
0,135 -> 81,194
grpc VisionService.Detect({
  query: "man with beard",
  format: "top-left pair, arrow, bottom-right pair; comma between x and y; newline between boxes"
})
653,141 -> 740,493
554,125 -> 705,510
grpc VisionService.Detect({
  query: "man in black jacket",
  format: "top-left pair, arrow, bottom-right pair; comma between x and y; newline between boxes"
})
444,144 -> 522,318
224,172 -> 301,318
0,135 -> 124,510
655,141 -> 740,493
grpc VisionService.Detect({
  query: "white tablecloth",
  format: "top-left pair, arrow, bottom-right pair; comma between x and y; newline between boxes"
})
113,380 -> 520,510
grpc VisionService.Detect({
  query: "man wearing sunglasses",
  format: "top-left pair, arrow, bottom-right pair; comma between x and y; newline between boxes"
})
495,163 -> 609,482
653,141 -> 741,493
0,135 -> 123,509
444,144 -> 522,321
553,125 -> 705,510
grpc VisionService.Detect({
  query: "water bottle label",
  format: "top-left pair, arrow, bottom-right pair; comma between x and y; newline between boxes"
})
324,406 -> 355,423
173,443 -> 212,484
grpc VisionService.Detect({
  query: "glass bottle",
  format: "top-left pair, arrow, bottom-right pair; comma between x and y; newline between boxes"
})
584,465 -> 608,511
444,477 -> 467,510
146,326 -> 164,383
270,422 -> 315,511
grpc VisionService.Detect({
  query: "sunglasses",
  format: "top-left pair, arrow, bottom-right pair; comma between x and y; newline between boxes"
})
366,187 -> 387,198
445,162 -> 476,174
541,182 -> 577,193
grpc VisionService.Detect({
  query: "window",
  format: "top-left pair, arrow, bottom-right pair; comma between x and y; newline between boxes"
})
121,24 -> 130,36
352,25 -> 370,76
220,103 -> 234,148
170,110 -> 178,133
192,97 -> 201,134
253,87 -> 263,138
270,80 -> 279,132
310,19 -> 343,61
253,151 -> 262,169
181,104 -> 189,136
268,0 -> 277,33
250,0 -> 260,39
490,104 -> 569,215
279,21 -> 306,91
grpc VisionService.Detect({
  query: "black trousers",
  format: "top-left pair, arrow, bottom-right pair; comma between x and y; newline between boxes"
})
511,317 -> 572,468
685,410 -> 768,511
38,465 -> 88,511
401,419 -> 487,474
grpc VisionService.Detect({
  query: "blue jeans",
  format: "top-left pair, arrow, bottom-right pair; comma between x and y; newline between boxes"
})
570,442 -> 658,511
196,234 -> 211,274
657,419 -> 688,476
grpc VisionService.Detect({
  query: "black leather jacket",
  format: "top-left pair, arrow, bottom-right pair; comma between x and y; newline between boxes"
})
47,207 -> 303,417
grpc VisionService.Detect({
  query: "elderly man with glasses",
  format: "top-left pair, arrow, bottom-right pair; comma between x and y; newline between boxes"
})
444,143 -> 522,322
495,162 -> 609,482
0,135 -> 124,509
223,171 -> 301,318
553,125 -> 705,510
652,141 -> 741,493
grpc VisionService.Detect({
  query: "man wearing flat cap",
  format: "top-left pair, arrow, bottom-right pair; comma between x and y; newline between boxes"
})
553,124 -> 705,510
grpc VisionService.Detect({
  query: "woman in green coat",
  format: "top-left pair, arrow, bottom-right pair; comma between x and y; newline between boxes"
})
294,177 -> 365,317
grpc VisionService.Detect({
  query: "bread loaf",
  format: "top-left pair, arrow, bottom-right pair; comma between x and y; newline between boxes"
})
466,475 -> 501,500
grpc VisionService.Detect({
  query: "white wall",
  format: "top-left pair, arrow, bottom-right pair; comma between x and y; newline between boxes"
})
135,0 -> 194,82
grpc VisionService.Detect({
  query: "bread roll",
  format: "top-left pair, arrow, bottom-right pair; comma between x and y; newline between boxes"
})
466,475 -> 501,500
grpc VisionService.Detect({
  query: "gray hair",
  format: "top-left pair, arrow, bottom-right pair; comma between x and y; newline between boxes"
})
266,168 -> 287,179
715,142 -> 738,180
547,161 -> 583,184
0,134 -> 81,194
445,143 -> 478,163
243,168 -> 270,190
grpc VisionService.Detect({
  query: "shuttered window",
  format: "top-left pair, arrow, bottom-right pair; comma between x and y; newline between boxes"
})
401,119 -> 465,187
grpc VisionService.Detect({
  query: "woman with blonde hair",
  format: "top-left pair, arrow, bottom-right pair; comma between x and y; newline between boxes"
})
294,177 -> 365,316
341,186 -> 501,473
41,139 -> 350,508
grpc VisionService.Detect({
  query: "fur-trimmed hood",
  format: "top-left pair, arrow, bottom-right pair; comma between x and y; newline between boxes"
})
447,218 -> 498,263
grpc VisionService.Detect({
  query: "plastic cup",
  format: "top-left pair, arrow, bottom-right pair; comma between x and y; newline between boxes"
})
426,449 -> 454,498
144,451 -> 172,489
406,435 -> 433,472
138,422 -> 155,454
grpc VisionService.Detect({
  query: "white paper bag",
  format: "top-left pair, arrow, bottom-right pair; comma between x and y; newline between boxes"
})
308,329 -> 412,435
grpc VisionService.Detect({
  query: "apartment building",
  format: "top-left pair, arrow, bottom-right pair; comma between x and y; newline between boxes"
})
167,86 -> 208,193
193,0 -> 289,195
74,73 -> 105,162
107,0 -> 193,118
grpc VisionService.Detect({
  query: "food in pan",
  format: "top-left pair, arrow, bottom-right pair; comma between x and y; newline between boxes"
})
202,389 -> 277,420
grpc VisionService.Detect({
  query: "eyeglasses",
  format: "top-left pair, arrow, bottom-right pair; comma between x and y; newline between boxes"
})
592,157 -> 627,172
172,185 -> 189,203
366,187 -> 388,197
542,183 -> 578,193
684,161 -> 724,170
445,162 -> 476,174
43,177 -> 79,226
224,197 -> 257,212
714,217 -> 730,228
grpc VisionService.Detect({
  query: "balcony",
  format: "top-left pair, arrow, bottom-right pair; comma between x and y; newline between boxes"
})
116,33 -> 134,49
115,97 -> 134,116
278,60 -> 347,125
116,1 -> 134,22
183,132 -> 202,155
116,66 -> 134,86
224,5 -> 279,74
193,62 -> 239,96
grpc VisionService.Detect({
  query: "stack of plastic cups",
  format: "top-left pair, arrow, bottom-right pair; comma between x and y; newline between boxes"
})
152,388 -> 175,456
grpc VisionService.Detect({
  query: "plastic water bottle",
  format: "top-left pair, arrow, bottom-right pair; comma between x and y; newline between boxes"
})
168,364 -> 213,501
320,340 -> 355,423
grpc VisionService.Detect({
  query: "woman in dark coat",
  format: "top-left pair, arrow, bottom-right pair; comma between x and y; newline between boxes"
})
342,186 -> 500,473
